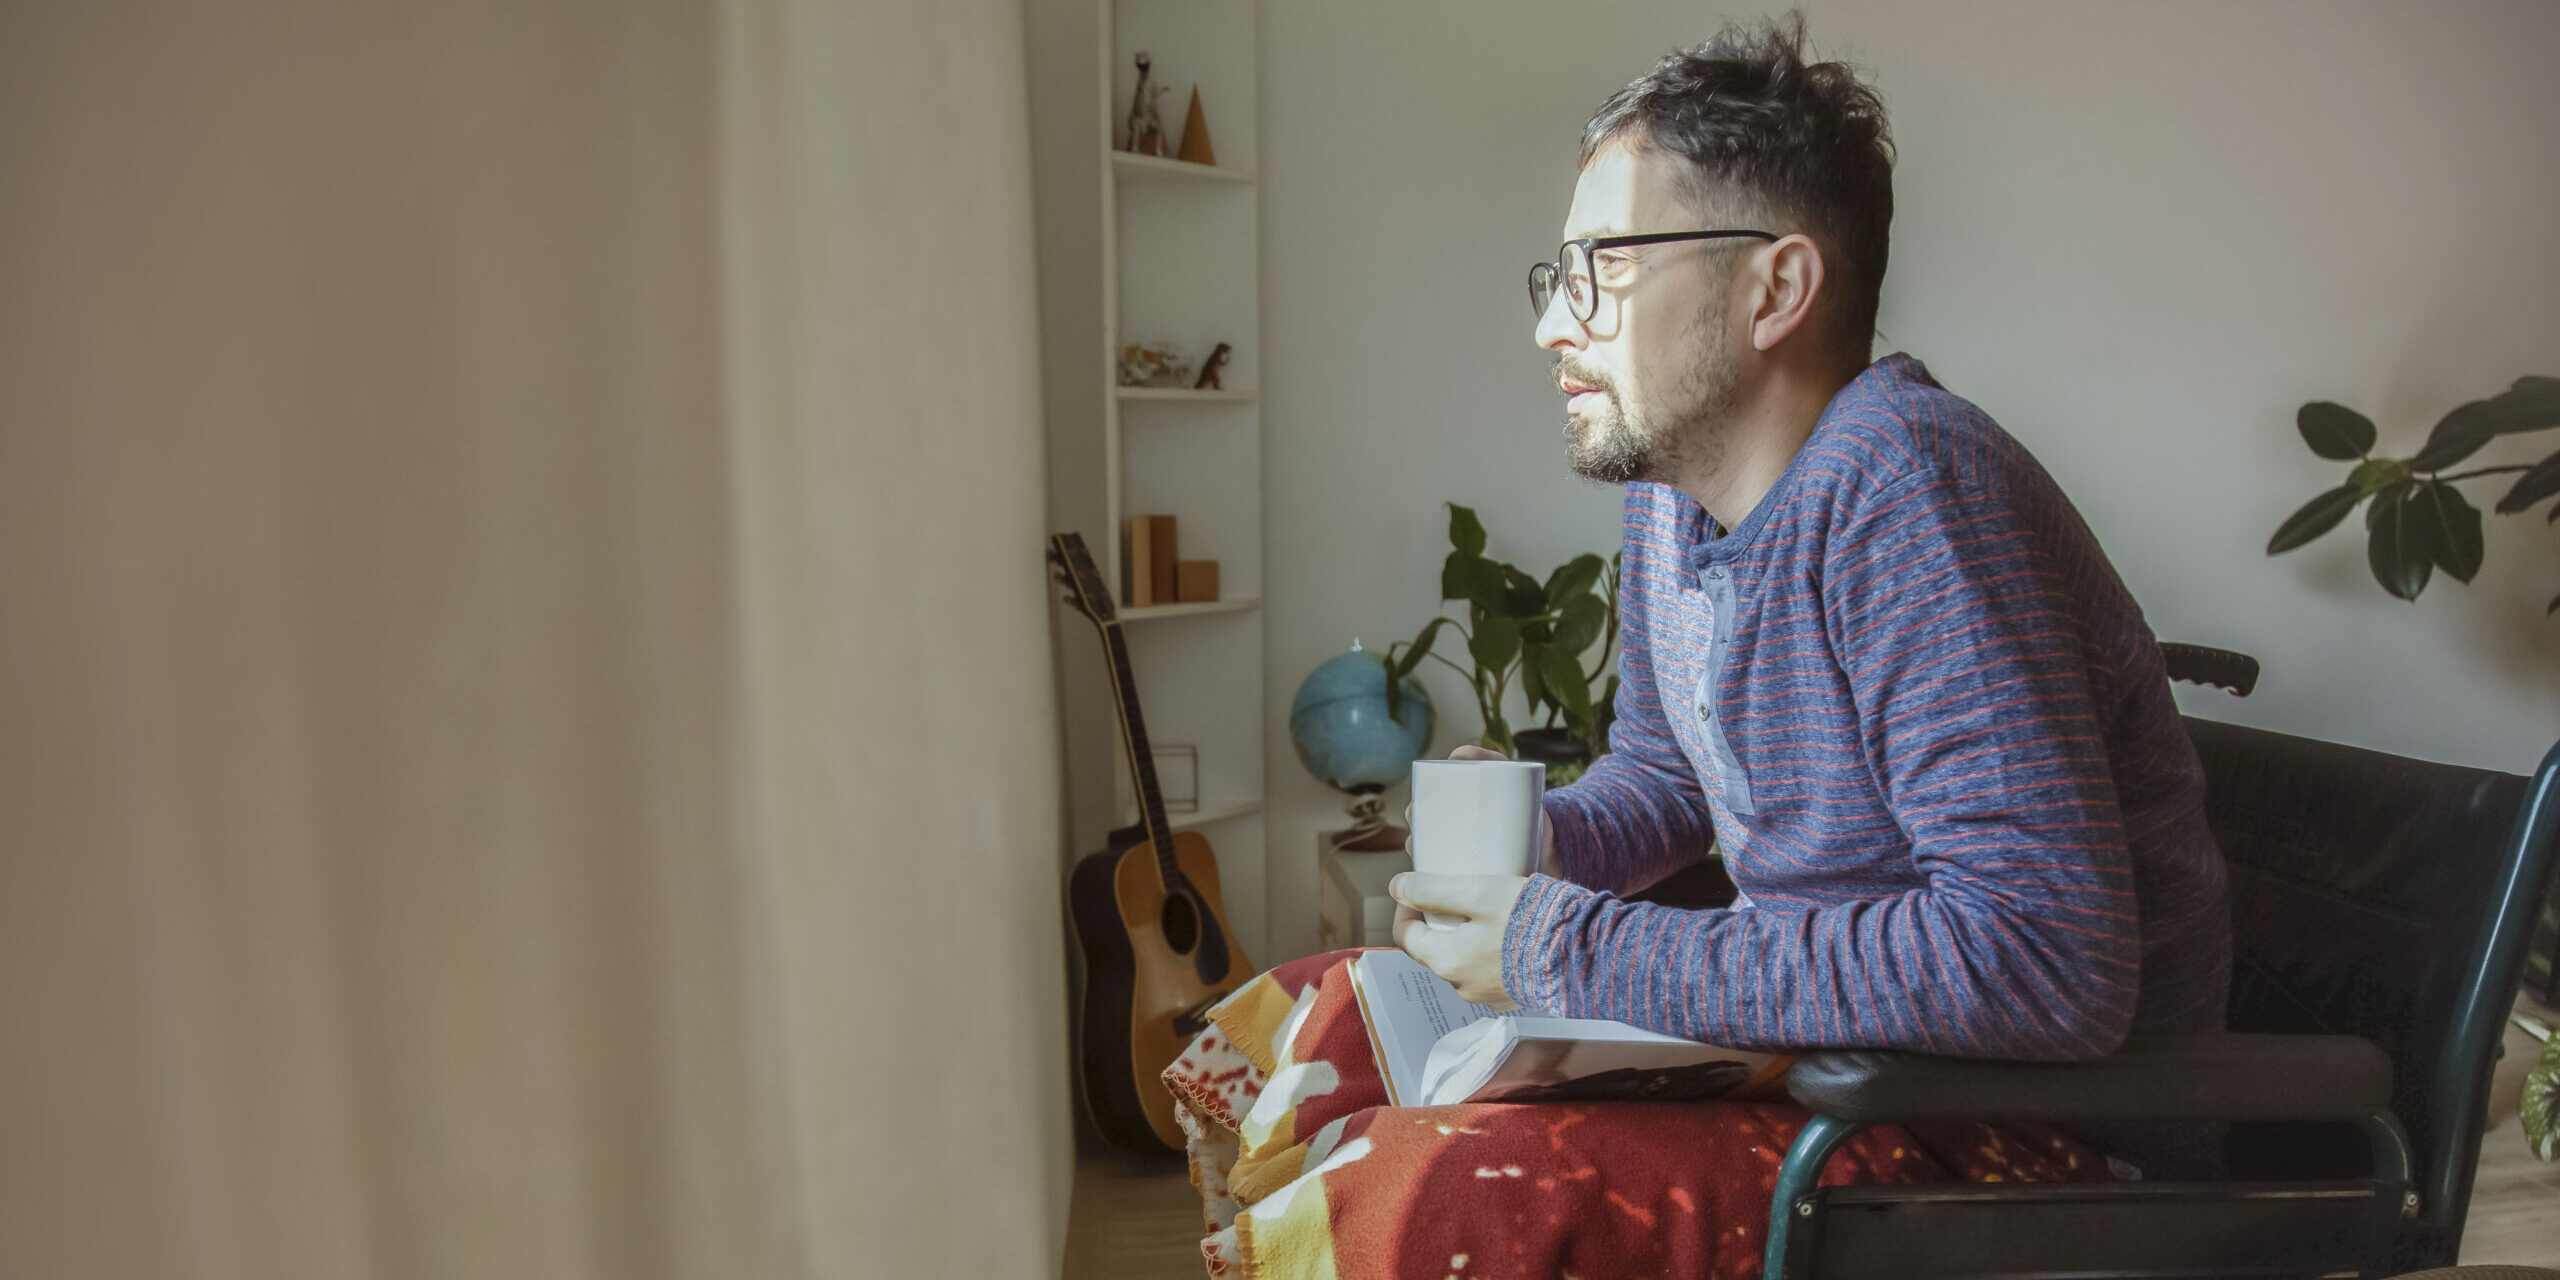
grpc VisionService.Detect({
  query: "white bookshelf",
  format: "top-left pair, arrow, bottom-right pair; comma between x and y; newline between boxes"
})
1167,798 -> 1262,832
1028,0 -> 1267,960
1120,596 -> 1260,622
1110,151 -> 1255,185
1116,386 -> 1257,403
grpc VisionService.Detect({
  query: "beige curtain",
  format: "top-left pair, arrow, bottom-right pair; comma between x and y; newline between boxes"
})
0,1 -> 1069,1277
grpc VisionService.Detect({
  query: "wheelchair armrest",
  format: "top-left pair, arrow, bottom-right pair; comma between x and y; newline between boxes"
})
1784,1033 -> 2392,1123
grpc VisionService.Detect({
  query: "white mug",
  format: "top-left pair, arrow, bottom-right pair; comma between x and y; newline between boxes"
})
1407,759 -> 1545,930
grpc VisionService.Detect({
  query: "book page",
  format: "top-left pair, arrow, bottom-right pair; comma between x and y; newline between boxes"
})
1347,950 -> 1520,1105
1419,1018 -> 1790,1106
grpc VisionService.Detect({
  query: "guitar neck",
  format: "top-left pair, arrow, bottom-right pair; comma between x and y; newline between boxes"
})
1096,621 -> 1188,892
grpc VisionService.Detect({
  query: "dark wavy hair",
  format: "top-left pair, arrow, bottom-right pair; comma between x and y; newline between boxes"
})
1581,14 -> 1895,360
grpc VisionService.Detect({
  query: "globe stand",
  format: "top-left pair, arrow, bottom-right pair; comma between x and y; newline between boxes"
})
1327,784 -> 1407,853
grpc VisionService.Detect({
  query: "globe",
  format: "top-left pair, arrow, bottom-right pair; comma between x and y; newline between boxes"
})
1289,643 -> 1434,793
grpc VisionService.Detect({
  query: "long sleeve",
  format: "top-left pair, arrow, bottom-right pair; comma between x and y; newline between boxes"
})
1542,493 -> 1718,896
1505,468 -> 2143,1062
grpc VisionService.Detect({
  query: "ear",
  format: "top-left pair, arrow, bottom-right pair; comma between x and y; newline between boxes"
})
1748,233 -> 1827,352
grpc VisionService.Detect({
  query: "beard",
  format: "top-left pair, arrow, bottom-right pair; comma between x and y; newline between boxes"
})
1561,299 -> 1742,486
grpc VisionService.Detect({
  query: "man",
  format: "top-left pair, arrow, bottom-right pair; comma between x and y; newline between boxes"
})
1159,24 -> 2233,1277
1392,19 -> 2230,1096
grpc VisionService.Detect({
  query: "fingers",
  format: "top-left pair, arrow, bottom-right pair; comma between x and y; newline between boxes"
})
1390,871 -> 1493,919
1390,902 -> 1423,949
1448,744 -> 1510,762
1396,906 -> 1463,972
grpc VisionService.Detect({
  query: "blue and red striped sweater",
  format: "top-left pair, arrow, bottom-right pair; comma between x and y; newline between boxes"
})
1501,353 -> 2230,1062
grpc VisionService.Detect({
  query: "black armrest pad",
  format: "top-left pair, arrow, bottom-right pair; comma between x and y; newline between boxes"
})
1784,1033 -> 2392,1123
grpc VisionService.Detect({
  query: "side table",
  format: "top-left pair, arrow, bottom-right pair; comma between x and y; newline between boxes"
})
1317,831 -> 1409,951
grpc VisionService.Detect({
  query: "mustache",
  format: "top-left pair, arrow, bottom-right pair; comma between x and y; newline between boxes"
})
1554,360 -> 1617,396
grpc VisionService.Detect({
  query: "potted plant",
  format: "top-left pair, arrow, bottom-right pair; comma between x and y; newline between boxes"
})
2265,375 -> 2560,604
1381,504 -> 1620,784
2266,373 -> 2560,1165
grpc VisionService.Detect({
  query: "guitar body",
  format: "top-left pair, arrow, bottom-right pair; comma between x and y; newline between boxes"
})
1068,830 -> 1253,1153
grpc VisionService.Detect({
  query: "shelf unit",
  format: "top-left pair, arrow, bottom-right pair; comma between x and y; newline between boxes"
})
1111,152 -> 1256,185
1119,596 -> 1260,622
1115,386 -> 1256,403
1028,0 -> 1267,960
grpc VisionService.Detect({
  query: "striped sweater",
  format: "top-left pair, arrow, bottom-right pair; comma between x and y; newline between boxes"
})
1501,353 -> 2230,1062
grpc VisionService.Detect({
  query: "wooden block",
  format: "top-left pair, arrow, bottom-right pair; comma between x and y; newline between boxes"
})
1176,85 -> 1216,167
1123,515 -> 1152,607
1148,515 -> 1179,604
1175,559 -> 1219,603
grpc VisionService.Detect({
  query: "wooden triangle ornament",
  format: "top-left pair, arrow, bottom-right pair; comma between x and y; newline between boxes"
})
1176,86 -> 1215,167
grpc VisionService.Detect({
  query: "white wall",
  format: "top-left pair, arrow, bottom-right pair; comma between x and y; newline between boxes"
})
1256,1 -> 2560,961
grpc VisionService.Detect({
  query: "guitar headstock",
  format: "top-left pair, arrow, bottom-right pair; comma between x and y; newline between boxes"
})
1047,531 -> 1118,626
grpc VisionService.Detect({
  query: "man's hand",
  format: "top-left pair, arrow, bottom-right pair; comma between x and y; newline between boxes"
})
1390,871 -> 1529,1008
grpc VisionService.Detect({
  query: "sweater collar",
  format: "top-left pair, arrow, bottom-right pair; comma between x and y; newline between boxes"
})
1680,353 -> 1931,574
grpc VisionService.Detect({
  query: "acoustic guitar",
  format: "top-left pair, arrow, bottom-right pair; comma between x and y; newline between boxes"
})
1048,531 -> 1254,1154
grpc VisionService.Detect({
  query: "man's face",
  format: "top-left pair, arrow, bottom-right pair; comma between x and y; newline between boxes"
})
1536,141 -> 1749,486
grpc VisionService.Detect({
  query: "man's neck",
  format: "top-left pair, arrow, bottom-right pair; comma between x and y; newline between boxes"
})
1676,357 -> 1862,533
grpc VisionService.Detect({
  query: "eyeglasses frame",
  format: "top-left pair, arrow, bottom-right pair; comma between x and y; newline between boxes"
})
1528,229 -> 1781,323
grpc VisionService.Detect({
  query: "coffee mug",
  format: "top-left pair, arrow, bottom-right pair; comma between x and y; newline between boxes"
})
1408,759 -> 1545,930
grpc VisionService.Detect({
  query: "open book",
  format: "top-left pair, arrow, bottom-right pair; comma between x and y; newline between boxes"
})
1346,949 -> 1792,1107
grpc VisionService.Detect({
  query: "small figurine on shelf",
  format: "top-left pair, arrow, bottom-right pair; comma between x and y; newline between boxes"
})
1119,341 -> 1192,389
1121,52 -> 1171,157
1193,342 -> 1233,391
1176,86 -> 1216,167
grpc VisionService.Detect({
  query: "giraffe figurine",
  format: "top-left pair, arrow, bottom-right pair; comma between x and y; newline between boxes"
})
1123,52 -> 1172,157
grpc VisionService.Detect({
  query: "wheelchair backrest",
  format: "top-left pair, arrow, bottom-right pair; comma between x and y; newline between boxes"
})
2183,715 -> 2557,1256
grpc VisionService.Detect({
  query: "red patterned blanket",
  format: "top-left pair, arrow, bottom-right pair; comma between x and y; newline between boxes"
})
1163,948 -> 2112,1279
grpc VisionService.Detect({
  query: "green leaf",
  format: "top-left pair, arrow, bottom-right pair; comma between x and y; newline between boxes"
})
1441,549 -> 1471,602
2366,482 -> 2407,529
2348,457 -> 2409,494
2488,376 -> 2560,435
1517,640 -> 1550,712
1387,621 -> 1449,726
1468,613 -> 1521,674
1447,503 -> 1486,558
2410,481 -> 2484,583
2522,1034 -> 2559,1161
1460,557 -> 1509,617
1501,564 -> 1546,618
2411,400 -> 2500,472
1538,644 -> 1591,719
1392,617 -> 1451,683
2266,484 -> 2365,555
1544,553 -> 1606,609
2365,486 -> 2435,601
2298,401 -> 2376,460
2497,449 -> 2560,514
1549,593 -> 1609,653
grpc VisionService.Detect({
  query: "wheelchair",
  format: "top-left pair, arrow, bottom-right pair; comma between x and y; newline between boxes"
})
1757,644 -> 2560,1279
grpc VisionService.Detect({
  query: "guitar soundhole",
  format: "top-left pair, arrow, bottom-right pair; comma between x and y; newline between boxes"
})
1161,891 -> 1200,953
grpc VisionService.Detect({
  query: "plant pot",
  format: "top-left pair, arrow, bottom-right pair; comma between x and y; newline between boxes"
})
1512,728 -> 1594,780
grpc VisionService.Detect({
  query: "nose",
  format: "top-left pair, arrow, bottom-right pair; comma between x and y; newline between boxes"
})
1534,285 -> 1584,354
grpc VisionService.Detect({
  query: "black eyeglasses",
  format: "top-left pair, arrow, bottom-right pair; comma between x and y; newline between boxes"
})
1528,229 -> 1779,323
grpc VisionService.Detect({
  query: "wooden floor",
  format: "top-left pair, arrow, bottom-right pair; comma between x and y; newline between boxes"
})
1065,993 -> 2560,1278
1061,1141 -> 1206,1280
